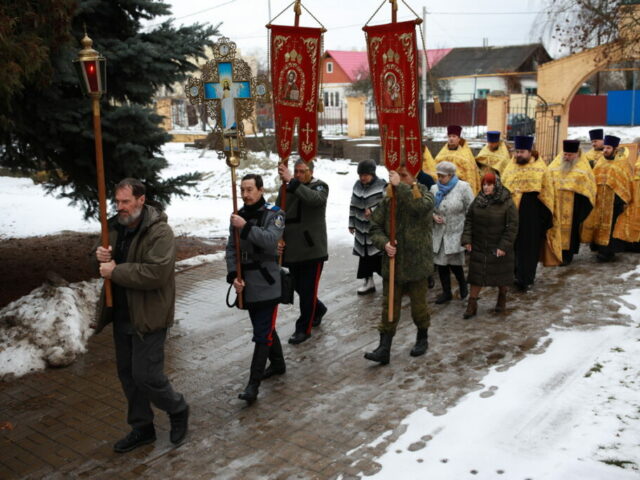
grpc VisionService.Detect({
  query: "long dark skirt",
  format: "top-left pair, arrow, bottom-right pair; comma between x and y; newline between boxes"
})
357,254 -> 382,278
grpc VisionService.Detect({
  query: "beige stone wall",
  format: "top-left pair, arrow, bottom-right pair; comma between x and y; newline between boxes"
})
486,93 -> 509,137
155,98 -> 173,132
346,96 -> 366,139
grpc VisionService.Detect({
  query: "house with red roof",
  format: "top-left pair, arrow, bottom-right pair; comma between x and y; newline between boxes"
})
321,49 -> 451,108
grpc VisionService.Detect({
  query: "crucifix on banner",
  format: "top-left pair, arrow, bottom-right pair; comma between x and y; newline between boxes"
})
186,37 -> 271,308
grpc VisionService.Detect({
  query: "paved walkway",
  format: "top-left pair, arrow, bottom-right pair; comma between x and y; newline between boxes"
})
0,246 -> 636,479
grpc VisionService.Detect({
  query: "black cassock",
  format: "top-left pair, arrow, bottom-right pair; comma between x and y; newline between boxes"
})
596,194 -> 626,260
562,193 -> 593,265
514,192 -> 553,287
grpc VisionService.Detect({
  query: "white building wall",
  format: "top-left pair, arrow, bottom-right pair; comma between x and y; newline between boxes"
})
447,77 -> 507,102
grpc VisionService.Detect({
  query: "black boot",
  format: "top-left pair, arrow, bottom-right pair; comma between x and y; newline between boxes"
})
263,331 -> 286,380
113,425 -> 156,453
364,332 -> 393,365
451,266 -> 468,299
238,343 -> 270,404
435,266 -> 452,304
169,404 -> 189,445
409,329 -> 429,357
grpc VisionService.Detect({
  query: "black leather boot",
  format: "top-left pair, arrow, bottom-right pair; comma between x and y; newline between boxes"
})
169,405 -> 189,445
263,331 -> 286,380
239,343 -> 270,404
435,266 -> 452,304
451,266 -> 468,299
113,425 -> 156,453
409,329 -> 429,357
364,332 -> 393,365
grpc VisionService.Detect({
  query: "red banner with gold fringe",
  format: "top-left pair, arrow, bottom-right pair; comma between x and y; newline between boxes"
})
364,20 -> 422,175
269,25 -> 322,163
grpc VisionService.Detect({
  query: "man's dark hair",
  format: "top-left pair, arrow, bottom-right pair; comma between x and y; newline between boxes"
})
115,178 -> 146,198
241,174 -> 263,189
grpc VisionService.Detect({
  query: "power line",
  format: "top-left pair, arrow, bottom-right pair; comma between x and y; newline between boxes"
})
143,0 -> 237,29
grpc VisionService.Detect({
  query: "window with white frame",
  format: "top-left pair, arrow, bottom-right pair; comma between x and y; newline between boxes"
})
326,62 -> 333,73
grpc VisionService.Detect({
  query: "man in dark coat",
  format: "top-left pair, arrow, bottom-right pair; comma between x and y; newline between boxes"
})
227,174 -> 286,404
501,136 -> 555,292
95,178 -> 188,453
365,166 -> 435,365
277,159 -> 329,344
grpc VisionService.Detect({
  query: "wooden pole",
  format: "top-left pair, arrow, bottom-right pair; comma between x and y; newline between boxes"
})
294,0 -> 301,26
278,158 -> 288,266
387,0 -> 398,323
92,94 -> 112,307
230,159 -> 244,309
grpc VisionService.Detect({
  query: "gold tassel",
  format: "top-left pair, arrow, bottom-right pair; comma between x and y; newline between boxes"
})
386,184 -> 394,197
412,182 -> 421,199
433,96 -> 442,114
318,98 -> 324,113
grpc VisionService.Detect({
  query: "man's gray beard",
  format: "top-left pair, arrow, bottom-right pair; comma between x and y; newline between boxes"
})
561,158 -> 576,173
117,207 -> 142,226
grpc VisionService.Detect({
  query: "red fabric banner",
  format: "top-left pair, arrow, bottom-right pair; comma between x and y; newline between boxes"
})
269,25 -> 323,163
364,21 -> 422,175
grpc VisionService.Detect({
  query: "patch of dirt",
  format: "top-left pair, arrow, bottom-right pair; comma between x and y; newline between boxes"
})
0,232 -> 224,309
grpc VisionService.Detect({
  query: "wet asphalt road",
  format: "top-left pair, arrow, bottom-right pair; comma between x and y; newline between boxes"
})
1,243 -> 638,479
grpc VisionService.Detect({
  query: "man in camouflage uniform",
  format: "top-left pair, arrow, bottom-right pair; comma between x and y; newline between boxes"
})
365,166 -> 435,365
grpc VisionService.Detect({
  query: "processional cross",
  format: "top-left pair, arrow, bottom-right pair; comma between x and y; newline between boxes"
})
186,37 -> 270,308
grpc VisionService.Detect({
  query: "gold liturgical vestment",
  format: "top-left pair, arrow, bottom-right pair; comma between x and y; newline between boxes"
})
613,158 -> 640,243
475,141 -> 510,176
544,154 -> 597,265
581,156 -> 633,246
435,142 -> 481,194
584,148 -> 603,168
422,146 -> 437,182
501,156 -> 562,262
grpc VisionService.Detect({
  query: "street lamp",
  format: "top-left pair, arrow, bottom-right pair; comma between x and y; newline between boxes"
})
73,29 -> 112,307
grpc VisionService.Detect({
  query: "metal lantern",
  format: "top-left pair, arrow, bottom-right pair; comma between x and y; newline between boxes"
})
73,31 -> 107,96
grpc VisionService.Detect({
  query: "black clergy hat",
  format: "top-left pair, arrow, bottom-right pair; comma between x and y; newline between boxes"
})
589,129 -> 604,140
563,140 -> 580,153
514,135 -> 534,151
604,135 -> 621,148
447,125 -> 462,137
487,131 -> 501,143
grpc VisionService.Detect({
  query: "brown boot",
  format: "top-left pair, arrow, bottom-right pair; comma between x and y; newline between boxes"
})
463,297 -> 478,319
495,287 -> 507,313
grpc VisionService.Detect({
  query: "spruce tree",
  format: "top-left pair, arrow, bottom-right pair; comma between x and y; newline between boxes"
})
0,0 -> 218,218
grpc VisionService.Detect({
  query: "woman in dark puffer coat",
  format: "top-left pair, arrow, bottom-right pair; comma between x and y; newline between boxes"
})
461,172 -> 518,318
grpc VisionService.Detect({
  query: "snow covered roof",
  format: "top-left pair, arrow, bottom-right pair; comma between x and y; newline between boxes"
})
324,49 -> 452,82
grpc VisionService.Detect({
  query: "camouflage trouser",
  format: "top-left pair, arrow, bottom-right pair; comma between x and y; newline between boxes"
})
378,279 -> 430,335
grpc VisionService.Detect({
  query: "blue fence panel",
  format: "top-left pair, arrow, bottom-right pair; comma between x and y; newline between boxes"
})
607,90 -> 640,126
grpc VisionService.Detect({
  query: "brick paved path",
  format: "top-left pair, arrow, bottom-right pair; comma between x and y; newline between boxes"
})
0,246 -> 635,479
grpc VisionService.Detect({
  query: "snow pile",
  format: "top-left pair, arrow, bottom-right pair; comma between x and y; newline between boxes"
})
175,252 -> 225,271
0,279 -> 101,379
360,280 -> 640,479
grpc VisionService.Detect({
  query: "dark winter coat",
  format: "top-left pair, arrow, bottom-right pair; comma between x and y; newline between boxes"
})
370,182 -> 435,283
461,187 -> 519,287
349,176 -> 387,257
95,204 -> 176,334
276,177 -> 328,265
225,199 -> 285,307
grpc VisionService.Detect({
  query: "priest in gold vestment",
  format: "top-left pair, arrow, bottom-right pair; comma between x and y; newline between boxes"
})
544,140 -> 596,266
582,135 -> 633,262
613,156 -> 640,248
435,125 -> 481,194
501,136 -> 557,291
475,131 -> 510,176
584,128 -> 604,168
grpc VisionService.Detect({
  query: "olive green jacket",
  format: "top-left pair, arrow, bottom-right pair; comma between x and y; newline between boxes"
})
370,183 -> 435,283
94,205 -> 176,335
276,177 -> 329,265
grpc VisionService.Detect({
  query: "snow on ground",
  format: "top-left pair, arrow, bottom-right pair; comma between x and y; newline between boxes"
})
0,279 -> 101,380
175,251 -> 225,271
361,280 -> 640,479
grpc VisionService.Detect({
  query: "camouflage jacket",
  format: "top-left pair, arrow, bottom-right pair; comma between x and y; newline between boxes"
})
370,182 -> 435,283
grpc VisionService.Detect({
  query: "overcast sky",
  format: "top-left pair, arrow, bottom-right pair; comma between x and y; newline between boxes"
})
158,0 -> 556,56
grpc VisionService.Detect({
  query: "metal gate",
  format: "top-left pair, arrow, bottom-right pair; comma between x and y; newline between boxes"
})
507,94 -> 560,163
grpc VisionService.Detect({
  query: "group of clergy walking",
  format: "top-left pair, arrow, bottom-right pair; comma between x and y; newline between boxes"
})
420,125 -> 640,291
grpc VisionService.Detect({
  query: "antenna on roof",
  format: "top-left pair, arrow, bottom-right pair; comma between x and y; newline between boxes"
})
483,37 -> 489,48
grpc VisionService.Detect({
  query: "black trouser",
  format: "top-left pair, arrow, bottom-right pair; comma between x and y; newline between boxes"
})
290,261 -> 326,335
113,328 -> 187,430
248,304 -> 279,345
437,264 -> 466,292
356,254 -> 382,279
